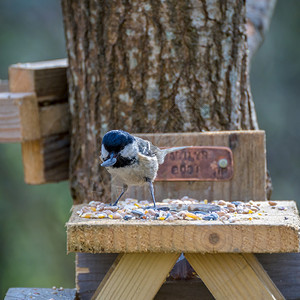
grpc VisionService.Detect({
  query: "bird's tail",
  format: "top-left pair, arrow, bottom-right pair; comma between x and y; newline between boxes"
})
158,146 -> 193,164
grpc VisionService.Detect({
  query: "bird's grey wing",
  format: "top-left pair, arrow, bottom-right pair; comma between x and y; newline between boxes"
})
134,137 -> 158,157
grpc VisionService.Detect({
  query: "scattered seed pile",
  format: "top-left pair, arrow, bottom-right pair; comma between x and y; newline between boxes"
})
76,198 -> 285,222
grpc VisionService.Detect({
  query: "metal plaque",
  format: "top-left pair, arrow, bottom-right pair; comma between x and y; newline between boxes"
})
155,146 -> 233,181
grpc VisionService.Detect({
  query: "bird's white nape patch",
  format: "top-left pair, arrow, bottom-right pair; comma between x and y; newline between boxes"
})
146,141 -> 151,151
101,144 -> 109,161
120,140 -> 138,159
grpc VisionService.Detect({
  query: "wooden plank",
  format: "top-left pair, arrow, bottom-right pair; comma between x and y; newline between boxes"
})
5,288 -> 76,300
76,252 -> 300,299
22,140 -> 44,182
76,253 -> 213,300
0,80 -> 9,92
256,253 -> 300,300
242,253 -> 284,298
0,93 -> 69,143
76,253 -> 118,300
6,59 -> 70,183
92,253 -> 180,300
112,131 -> 266,202
22,132 -> 70,184
0,94 -> 70,182
67,201 -> 300,254
155,279 -> 214,300
9,59 -> 68,99
39,102 -> 70,137
0,93 -> 22,142
185,253 -> 284,300
17,93 -> 40,140
0,92 -> 39,142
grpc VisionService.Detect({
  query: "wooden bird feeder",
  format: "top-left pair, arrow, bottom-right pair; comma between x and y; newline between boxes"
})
2,60 -> 300,300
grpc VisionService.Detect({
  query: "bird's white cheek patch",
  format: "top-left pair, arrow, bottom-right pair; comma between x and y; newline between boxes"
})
120,141 -> 138,158
101,145 -> 109,161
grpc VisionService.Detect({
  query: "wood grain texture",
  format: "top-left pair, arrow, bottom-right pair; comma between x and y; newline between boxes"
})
67,201 -> 300,254
185,253 -> 284,300
0,80 -> 9,92
4,288 -> 76,300
16,93 -> 40,140
242,253 -> 284,299
76,253 -> 212,300
22,140 -> 44,183
256,253 -> 300,300
8,59 -> 69,138
9,59 -> 68,99
61,0 -> 263,205
6,59 -> 70,184
0,92 -> 39,142
22,132 -> 70,184
9,98 -> 70,183
112,131 -> 266,202
76,253 -> 118,300
0,92 -> 70,143
76,252 -> 300,299
92,253 -> 180,300
0,93 -> 22,142
39,102 -> 70,137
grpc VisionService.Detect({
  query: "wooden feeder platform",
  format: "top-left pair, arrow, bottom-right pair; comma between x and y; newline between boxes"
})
67,201 -> 300,300
2,60 -> 300,299
68,201 -> 299,254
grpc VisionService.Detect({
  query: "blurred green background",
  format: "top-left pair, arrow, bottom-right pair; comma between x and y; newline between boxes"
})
0,0 -> 299,298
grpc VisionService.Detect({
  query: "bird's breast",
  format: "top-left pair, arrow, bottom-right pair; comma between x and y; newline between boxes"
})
106,154 -> 159,186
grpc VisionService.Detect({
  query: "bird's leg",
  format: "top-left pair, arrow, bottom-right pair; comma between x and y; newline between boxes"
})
113,184 -> 128,206
147,179 -> 157,209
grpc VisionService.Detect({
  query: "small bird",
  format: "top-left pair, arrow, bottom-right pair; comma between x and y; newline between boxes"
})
100,130 -> 189,208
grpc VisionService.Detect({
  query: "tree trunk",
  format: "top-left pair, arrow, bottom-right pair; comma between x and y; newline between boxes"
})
61,0 -> 268,204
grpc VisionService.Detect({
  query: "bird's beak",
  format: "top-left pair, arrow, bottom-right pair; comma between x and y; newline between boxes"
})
101,152 -> 117,167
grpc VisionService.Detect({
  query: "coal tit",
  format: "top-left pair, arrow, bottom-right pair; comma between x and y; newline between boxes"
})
100,130 -> 189,208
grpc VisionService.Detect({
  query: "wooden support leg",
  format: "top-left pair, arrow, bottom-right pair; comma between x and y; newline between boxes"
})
76,253 -> 118,300
185,253 -> 284,300
92,253 -> 180,300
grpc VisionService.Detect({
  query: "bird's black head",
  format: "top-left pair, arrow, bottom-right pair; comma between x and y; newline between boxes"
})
101,130 -> 137,168
102,130 -> 134,153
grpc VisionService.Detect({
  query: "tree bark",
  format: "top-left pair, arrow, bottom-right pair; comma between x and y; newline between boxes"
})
62,0 -> 269,204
